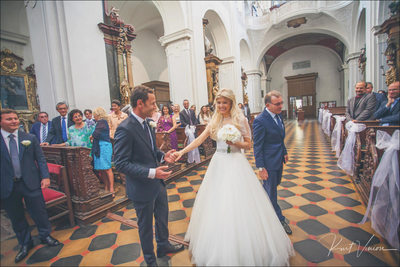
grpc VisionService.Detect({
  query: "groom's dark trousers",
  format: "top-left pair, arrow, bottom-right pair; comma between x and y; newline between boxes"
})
114,114 -> 169,264
253,108 -> 287,222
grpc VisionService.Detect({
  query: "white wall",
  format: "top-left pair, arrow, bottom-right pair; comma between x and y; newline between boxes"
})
0,0 -> 33,68
131,29 -> 168,85
268,45 -> 343,111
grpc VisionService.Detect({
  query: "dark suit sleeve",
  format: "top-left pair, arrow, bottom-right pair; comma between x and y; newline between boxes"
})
252,118 -> 266,169
373,101 -> 388,119
114,126 -> 151,179
356,94 -> 377,121
45,118 -> 56,143
32,136 -> 50,179
179,112 -> 188,127
345,99 -> 352,121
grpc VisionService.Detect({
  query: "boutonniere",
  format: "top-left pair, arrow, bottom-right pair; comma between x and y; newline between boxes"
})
21,140 -> 31,147
148,121 -> 157,129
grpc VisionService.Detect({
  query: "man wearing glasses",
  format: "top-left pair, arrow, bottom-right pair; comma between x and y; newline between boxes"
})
252,90 -> 292,235
30,112 -> 52,143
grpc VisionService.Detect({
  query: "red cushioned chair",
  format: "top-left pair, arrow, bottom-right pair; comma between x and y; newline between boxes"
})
42,163 -> 75,226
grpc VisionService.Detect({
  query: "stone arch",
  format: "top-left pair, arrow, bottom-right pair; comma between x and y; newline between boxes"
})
203,9 -> 232,59
354,8 -> 366,52
256,28 -> 349,69
153,1 -> 186,34
240,39 -> 252,70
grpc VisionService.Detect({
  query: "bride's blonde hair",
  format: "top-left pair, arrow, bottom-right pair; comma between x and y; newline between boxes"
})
208,88 -> 244,139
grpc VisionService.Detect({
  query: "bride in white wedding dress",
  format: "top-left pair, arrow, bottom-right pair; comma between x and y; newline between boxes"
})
173,89 -> 294,266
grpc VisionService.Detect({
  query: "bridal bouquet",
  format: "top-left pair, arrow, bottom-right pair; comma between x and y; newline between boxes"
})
217,124 -> 241,153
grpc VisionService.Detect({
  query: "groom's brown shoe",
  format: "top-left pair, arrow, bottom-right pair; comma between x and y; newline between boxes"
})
157,243 -> 184,258
281,220 -> 292,235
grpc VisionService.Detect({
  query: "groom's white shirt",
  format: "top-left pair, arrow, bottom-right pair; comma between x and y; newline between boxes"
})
131,111 -> 156,179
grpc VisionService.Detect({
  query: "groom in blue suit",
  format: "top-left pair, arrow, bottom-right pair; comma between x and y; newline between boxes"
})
253,90 -> 292,235
114,86 -> 184,267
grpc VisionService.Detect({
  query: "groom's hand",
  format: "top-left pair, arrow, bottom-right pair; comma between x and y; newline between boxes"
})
164,149 -> 177,163
155,166 -> 172,180
284,154 -> 289,164
258,168 -> 268,180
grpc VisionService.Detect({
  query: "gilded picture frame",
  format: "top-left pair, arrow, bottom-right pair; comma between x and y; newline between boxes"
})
0,73 -> 31,111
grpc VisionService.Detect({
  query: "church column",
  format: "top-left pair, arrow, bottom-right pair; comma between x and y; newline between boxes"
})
25,1 -> 110,117
160,29 -> 195,106
245,70 -> 263,112
345,52 -> 361,99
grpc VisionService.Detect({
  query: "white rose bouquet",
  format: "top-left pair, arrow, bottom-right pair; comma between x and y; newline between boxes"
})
217,124 -> 241,153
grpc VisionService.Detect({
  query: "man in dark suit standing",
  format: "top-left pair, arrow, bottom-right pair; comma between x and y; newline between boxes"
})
179,99 -> 199,127
1,109 -> 60,263
374,81 -> 400,125
366,82 -> 387,111
42,101 -> 74,145
30,112 -> 52,144
243,101 -> 251,122
252,90 -> 292,235
114,86 -> 184,267
345,81 -> 377,122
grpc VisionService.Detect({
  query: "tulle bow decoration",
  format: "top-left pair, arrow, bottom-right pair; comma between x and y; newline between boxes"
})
337,121 -> 366,176
331,116 -> 346,157
318,108 -> 324,124
360,130 -> 399,249
322,111 -> 332,136
185,125 -> 201,163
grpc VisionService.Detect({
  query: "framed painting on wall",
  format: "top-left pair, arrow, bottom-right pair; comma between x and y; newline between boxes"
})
0,73 -> 30,110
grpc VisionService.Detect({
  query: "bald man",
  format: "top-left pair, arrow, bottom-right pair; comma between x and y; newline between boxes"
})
374,81 -> 400,126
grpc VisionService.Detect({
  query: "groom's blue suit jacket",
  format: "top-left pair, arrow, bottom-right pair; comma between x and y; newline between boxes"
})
252,109 -> 287,171
114,114 -> 165,202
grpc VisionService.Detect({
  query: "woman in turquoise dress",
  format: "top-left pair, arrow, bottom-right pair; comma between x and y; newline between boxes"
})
53,109 -> 95,148
91,107 -> 115,196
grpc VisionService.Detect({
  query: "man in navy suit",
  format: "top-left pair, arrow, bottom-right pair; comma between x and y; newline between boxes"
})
374,81 -> 400,126
1,109 -> 60,263
114,86 -> 184,267
42,101 -> 74,145
252,90 -> 292,235
179,99 -> 199,127
29,112 -> 52,144
366,82 -> 387,111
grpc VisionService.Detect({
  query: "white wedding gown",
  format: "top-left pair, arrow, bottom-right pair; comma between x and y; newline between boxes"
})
184,117 -> 294,266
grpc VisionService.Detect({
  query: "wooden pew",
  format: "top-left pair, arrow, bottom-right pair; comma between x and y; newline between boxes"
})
42,146 -> 117,224
327,107 -> 346,136
352,126 -> 400,204
155,132 -> 172,153
195,124 -> 215,157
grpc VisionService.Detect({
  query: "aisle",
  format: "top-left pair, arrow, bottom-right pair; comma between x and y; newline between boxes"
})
0,120 -> 398,266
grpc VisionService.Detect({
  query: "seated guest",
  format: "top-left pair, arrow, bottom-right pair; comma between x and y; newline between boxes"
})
207,104 -> 214,116
366,82 -> 387,110
108,99 -> 128,139
198,105 -> 211,124
30,111 -> 52,143
157,104 -> 180,150
84,109 -> 96,127
345,81 -> 376,121
238,103 -> 245,115
91,107 -> 115,196
53,109 -> 95,148
374,81 -> 400,126
1,109 -> 60,263
43,101 -> 74,145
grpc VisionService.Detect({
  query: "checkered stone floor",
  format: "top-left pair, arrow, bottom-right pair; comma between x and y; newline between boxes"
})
1,120 -> 398,266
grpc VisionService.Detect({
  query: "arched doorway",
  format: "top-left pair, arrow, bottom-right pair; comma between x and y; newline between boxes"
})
262,33 -> 346,119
